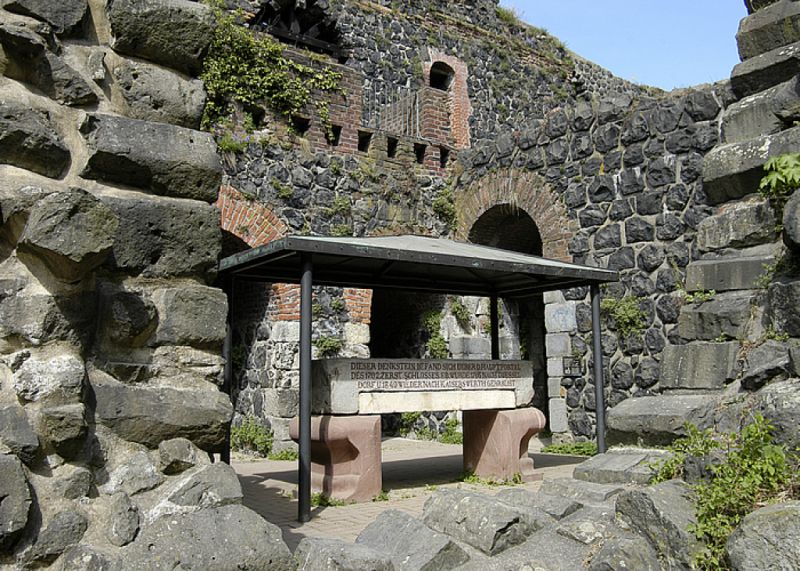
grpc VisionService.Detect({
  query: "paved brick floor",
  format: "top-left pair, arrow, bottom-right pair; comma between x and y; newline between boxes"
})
234,437 -> 584,551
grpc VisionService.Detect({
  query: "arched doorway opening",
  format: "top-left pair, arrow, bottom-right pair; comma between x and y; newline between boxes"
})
468,204 -> 549,424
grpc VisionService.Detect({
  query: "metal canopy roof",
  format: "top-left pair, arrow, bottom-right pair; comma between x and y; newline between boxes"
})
219,235 -> 618,297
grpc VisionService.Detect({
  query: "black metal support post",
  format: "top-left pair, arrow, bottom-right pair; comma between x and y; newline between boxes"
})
490,294 -> 500,360
298,255 -> 313,522
590,284 -> 607,454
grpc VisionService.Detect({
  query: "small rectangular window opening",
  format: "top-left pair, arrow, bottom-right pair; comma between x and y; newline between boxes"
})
414,143 -> 426,164
439,147 -> 450,169
290,116 -> 311,136
358,131 -> 372,152
328,125 -> 342,146
387,137 -> 398,158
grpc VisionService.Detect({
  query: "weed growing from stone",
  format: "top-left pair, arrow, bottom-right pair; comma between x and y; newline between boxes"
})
600,295 -> 647,337
683,289 -> 716,304
422,310 -> 449,359
759,152 -> 800,219
432,186 -> 457,230
201,2 -> 341,131
541,442 -> 599,457
314,336 -> 343,357
372,490 -> 390,502
650,415 -> 799,570
310,492 -> 348,507
268,449 -> 299,461
448,296 -> 471,330
272,178 -> 294,199
231,416 -> 273,457
459,471 -> 523,486
398,411 -> 421,436
330,224 -> 352,237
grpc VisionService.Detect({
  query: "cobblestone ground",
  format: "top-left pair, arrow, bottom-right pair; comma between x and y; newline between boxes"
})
234,437 -> 584,550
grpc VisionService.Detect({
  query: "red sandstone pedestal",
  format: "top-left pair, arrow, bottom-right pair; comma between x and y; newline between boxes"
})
289,415 -> 382,502
462,407 -> 547,481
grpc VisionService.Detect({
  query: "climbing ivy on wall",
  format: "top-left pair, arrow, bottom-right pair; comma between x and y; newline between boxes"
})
201,2 -> 342,132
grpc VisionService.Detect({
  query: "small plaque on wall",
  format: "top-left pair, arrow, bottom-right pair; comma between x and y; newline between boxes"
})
562,356 -> 583,378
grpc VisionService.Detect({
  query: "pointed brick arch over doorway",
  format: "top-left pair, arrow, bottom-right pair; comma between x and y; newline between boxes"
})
455,168 -> 577,262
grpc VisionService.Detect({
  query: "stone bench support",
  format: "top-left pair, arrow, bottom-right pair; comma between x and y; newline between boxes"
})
289,414 -> 382,502
463,407 -> 547,481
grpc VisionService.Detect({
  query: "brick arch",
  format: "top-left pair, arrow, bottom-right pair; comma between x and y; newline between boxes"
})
455,168 -> 577,262
216,185 -> 289,247
215,186 -> 372,323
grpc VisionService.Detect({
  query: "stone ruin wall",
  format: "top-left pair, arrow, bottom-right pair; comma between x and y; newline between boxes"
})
0,0 -> 294,567
2,0 -> 800,566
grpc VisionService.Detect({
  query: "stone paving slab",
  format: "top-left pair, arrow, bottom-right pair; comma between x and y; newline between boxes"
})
234,437 -> 583,551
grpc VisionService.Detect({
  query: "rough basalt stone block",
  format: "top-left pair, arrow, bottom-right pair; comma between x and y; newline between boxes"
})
59,546 -> 117,570
782,189 -> 800,253
20,509 -> 88,565
704,126 -> 800,204
105,492 -> 139,547
740,339 -> 791,389
52,465 -> 92,500
723,76 -> 800,144
0,21 -> 97,105
357,509 -> 470,570
0,101 -> 69,177
607,394 -> 716,445
539,478 -> 624,505
737,0 -> 800,61
4,0 -> 88,36
588,536 -> 662,571
100,450 -> 163,496
423,489 -> 537,555
121,505 -> 294,570
80,114 -> 222,202
677,292 -> 755,341
0,289 -> 97,348
158,437 -> 210,475
755,378 -> 800,451
731,40 -> 800,98
0,454 -> 31,551
161,463 -> 242,513
109,55 -> 206,128
685,254 -> 776,292
90,371 -> 232,450
573,448 -> 672,485
727,501 -> 800,570
19,188 -> 118,282
496,488 -> 581,520
697,200 -> 776,251
768,279 -> 800,336
152,285 -> 227,349
107,0 -> 215,76
296,537 -> 395,571
0,403 -> 39,464
99,193 -> 220,280
40,403 -> 87,457
616,481 -> 702,570
12,352 -> 85,404
100,288 -> 157,347
33,51 -> 97,106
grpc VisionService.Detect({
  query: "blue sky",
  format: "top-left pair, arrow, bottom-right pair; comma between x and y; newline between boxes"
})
499,1 -> 748,91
